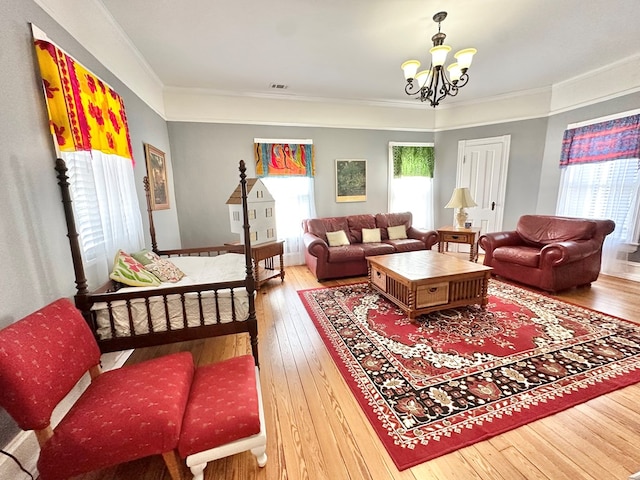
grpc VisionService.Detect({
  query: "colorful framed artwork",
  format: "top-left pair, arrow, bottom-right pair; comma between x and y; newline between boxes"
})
144,143 -> 170,210
336,159 -> 367,203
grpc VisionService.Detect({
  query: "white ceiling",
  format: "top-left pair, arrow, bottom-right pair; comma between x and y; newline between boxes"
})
97,0 -> 640,107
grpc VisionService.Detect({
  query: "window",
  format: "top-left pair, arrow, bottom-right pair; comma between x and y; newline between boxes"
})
255,138 -> 316,266
388,143 -> 435,229
34,32 -> 144,289
261,176 -> 316,265
556,112 -> 640,279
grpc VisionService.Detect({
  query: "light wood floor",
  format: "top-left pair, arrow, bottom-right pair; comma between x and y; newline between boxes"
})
79,264 -> 640,480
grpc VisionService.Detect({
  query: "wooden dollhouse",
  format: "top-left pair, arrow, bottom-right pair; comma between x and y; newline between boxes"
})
227,178 -> 277,245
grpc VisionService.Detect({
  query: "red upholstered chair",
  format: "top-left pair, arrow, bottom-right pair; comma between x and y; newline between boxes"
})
0,298 -> 194,480
178,354 -> 267,480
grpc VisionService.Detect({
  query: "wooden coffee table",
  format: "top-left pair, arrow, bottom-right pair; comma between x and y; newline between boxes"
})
367,250 -> 492,319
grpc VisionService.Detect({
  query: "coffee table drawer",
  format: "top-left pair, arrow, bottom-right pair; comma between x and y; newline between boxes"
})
371,267 -> 387,291
416,282 -> 449,308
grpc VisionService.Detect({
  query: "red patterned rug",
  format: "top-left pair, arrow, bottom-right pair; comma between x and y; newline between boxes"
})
298,281 -> 640,470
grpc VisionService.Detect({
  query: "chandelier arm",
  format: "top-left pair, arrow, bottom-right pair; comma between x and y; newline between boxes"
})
428,68 -> 442,106
455,72 -> 470,89
404,79 -> 424,98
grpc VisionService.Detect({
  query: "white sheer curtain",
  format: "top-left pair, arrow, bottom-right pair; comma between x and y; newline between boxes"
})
64,150 -> 144,289
388,143 -> 435,229
388,176 -> 434,229
261,176 -> 316,266
556,158 -> 640,278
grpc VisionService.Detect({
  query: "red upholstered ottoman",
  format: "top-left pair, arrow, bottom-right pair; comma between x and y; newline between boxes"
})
178,354 -> 267,480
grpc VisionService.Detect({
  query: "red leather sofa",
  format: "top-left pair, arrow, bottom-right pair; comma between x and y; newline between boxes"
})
479,215 -> 615,292
302,212 -> 439,281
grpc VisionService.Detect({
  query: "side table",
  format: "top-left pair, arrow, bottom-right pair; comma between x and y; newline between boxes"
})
437,226 -> 481,262
227,240 -> 285,289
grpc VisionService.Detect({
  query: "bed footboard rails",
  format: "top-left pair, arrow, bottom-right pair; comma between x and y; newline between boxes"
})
78,278 -> 258,355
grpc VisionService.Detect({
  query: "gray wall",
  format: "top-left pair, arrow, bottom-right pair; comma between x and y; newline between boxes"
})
167,118 -> 550,245
433,118 -> 549,230
167,122 -> 434,247
0,0 -> 178,445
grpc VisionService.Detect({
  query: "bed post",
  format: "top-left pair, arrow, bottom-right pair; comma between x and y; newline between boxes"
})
238,160 -> 259,366
144,176 -> 159,253
55,159 -> 91,314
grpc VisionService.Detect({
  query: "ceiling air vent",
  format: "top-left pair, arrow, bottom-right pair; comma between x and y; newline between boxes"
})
269,83 -> 288,90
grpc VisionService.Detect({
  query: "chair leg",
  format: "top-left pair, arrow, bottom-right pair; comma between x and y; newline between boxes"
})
251,444 -> 268,467
189,463 -> 207,480
162,450 -> 183,480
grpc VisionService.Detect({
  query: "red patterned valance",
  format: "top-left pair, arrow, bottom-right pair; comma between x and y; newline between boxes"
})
34,39 -> 134,162
560,114 -> 640,167
254,142 -> 314,177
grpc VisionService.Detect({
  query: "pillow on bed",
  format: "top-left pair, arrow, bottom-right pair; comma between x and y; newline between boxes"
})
326,230 -> 350,247
387,225 -> 408,240
110,250 -> 161,287
144,259 -> 185,283
131,248 -> 161,265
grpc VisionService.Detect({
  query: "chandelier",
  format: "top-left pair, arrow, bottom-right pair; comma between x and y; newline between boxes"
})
401,11 -> 476,107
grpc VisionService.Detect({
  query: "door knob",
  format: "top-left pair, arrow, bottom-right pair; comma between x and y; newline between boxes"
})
491,201 -> 496,211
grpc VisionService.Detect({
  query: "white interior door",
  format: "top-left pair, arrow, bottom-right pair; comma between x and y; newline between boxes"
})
456,135 -> 511,237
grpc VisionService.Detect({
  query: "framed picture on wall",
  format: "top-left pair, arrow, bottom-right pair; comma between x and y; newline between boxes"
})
144,143 -> 170,210
335,159 -> 367,203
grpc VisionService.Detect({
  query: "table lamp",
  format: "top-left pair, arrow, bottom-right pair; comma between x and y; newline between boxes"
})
445,187 -> 477,229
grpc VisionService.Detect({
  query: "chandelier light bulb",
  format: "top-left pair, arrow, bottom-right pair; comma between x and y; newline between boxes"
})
401,60 -> 421,80
430,45 -> 451,67
447,63 -> 462,83
415,70 -> 431,88
454,48 -> 477,71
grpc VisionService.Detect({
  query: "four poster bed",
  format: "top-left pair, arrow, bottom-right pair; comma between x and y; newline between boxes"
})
55,159 -> 259,362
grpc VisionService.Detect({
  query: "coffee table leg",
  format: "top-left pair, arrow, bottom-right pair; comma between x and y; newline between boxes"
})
481,274 -> 489,306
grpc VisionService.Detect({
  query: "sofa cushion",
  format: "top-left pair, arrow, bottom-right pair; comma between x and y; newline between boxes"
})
347,215 -> 377,243
494,246 -> 541,267
362,228 -> 382,243
375,212 -> 412,240
306,217 -> 350,243
385,238 -> 426,253
517,215 -> 596,246
361,243 -> 395,256
326,230 -> 350,247
328,245 -> 365,262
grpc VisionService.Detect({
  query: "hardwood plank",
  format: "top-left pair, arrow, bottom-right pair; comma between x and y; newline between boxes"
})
72,265 -> 640,480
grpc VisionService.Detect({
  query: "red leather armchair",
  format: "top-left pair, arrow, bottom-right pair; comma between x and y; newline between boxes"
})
479,215 -> 615,292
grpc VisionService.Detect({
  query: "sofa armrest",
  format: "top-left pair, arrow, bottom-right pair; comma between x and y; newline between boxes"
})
540,240 -> 599,267
478,231 -> 524,265
478,231 -> 523,250
407,227 -> 439,249
303,232 -> 329,260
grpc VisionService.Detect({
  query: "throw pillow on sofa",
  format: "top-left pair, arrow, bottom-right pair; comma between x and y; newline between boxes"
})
362,228 -> 381,243
388,225 -> 408,240
326,230 -> 350,247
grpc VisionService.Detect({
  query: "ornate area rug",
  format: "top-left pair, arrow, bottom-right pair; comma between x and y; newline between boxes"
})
298,281 -> 640,470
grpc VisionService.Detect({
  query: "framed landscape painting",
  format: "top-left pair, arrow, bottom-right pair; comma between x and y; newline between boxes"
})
144,143 -> 170,210
336,159 -> 367,202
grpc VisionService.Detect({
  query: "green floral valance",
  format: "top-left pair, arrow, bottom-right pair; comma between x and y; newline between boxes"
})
392,146 -> 434,178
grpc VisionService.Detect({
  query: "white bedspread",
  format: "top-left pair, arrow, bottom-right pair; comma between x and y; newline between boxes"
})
92,253 -> 251,339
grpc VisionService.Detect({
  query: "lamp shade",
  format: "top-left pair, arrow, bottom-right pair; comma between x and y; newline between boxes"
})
445,187 -> 477,209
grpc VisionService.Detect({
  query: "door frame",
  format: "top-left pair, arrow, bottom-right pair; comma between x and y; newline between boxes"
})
456,135 -> 511,234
